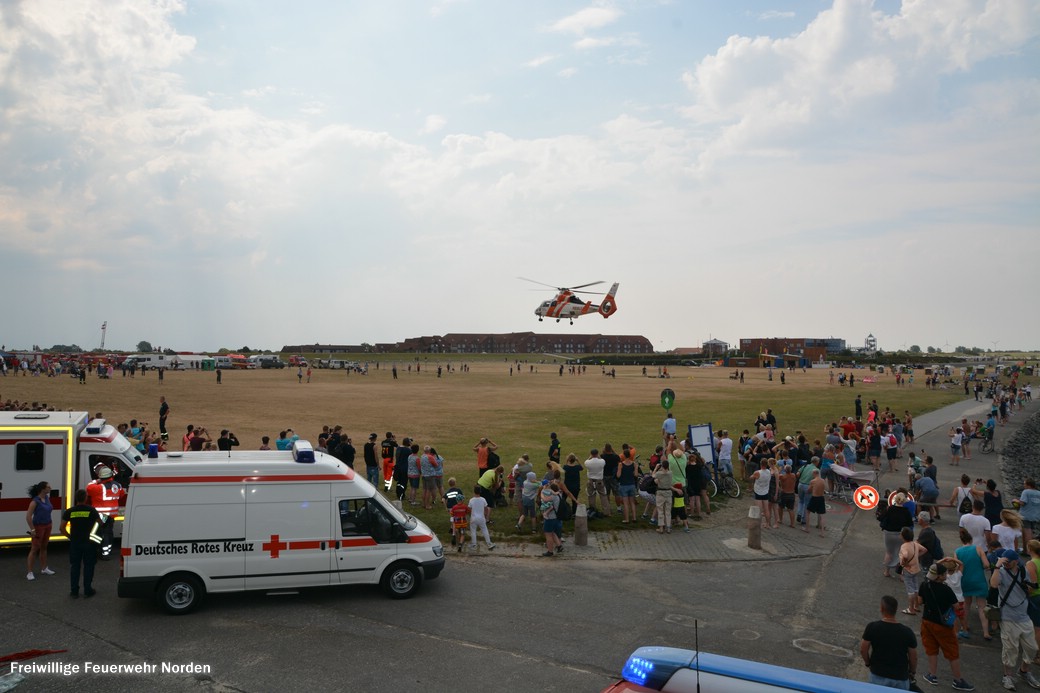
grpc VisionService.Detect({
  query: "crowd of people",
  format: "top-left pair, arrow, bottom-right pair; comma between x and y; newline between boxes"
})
862,379 -> 1036,691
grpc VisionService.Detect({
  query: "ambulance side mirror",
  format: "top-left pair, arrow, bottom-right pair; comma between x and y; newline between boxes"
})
392,522 -> 407,543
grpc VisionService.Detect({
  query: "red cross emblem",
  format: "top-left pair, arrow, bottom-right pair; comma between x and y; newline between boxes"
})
263,534 -> 287,558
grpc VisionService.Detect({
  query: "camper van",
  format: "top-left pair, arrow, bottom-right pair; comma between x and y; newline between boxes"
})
118,442 -> 445,614
212,355 -> 234,369
123,353 -> 175,370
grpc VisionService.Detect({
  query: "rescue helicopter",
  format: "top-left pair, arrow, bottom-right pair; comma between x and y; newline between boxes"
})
519,278 -> 620,324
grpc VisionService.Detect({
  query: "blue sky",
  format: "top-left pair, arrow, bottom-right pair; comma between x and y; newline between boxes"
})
1,0 -> 1038,353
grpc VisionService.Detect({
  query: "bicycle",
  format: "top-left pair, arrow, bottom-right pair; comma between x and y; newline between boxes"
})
980,432 -> 995,454
707,464 -> 741,499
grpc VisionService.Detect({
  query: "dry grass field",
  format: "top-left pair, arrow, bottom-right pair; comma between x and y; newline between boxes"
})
9,360 -> 1003,538
3,361 -> 975,480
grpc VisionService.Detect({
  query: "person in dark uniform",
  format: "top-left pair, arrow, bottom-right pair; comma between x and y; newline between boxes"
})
61,489 -> 101,598
548,432 -> 561,464
158,395 -> 170,441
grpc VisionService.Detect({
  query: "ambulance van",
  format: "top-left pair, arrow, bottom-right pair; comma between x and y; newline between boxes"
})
117,441 -> 445,614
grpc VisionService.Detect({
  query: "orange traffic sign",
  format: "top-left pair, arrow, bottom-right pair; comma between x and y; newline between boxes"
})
853,485 -> 879,510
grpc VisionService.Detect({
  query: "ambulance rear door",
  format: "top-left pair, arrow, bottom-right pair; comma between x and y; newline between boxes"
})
245,482 -> 333,590
0,422 -> 72,545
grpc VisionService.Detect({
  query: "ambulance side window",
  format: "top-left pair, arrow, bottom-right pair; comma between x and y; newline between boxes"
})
338,499 -> 395,543
16,443 -> 45,471
339,499 -> 368,536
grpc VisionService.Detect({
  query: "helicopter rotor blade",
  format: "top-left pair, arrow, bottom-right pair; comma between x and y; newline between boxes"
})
569,281 -> 605,290
517,277 -> 562,290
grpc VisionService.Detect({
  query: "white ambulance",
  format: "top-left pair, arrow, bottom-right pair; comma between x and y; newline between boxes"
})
117,441 -> 445,614
0,412 -> 140,546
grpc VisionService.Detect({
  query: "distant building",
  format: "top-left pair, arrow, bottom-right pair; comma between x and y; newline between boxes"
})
739,337 -> 846,356
281,343 -> 368,354
737,336 -> 848,366
287,333 -> 653,355
702,339 -> 729,357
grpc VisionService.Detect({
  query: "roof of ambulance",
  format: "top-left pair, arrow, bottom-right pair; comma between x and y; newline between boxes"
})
132,450 -> 356,479
0,411 -> 88,426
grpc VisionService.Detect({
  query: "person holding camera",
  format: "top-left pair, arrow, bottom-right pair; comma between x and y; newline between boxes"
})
217,429 -> 240,452
990,551 -> 1040,690
188,427 -> 212,451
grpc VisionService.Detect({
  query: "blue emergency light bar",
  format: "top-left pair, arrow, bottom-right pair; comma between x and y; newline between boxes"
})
621,647 -> 889,692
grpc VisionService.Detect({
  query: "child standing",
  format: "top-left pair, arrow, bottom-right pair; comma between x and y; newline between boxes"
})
938,556 -> 971,639
443,478 -> 467,551
467,485 -> 496,551
672,483 -> 690,533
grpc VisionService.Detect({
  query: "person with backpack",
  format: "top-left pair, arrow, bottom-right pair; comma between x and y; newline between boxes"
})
950,475 -> 980,518
918,563 -> 975,690
637,470 -> 658,523
882,426 -> 900,473
989,551 -> 1040,690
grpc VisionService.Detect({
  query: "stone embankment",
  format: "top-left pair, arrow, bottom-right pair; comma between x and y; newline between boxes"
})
1000,410 -> 1040,492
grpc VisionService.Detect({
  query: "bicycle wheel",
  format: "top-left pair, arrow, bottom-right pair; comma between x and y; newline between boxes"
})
981,438 -> 994,454
723,475 -> 741,499
707,478 -> 718,498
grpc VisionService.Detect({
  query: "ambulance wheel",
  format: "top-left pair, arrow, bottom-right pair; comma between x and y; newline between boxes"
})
381,562 -> 421,599
157,573 -> 204,614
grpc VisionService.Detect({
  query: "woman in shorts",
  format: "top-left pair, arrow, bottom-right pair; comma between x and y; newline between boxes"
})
948,427 -> 963,466
751,459 -> 774,529
25,481 -> 55,581
898,526 -> 926,614
419,446 -> 440,510
616,449 -> 638,523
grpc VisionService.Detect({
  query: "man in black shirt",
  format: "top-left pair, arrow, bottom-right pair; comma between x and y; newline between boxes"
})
158,395 -> 171,441
394,438 -> 411,502
860,595 -> 918,688
364,434 -> 380,486
61,489 -> 102,598
380,433 -> 397,491
216,429 -> 240,451
337,436 -> 356,469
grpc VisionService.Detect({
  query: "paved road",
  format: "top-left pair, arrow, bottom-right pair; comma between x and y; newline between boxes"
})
0,394 -> 1032,692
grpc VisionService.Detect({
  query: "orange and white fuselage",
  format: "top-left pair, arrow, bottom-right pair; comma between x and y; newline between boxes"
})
536,283 -> 619,321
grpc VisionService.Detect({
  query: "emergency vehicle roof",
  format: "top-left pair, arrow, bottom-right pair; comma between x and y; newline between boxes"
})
0,411 -> 88,426
132,451 -> 356,482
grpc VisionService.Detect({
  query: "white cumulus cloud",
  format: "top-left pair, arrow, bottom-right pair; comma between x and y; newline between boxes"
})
547,6 -> 622,35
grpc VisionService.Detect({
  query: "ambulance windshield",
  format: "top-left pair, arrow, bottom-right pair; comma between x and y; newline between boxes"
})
377,496 -> 418,530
